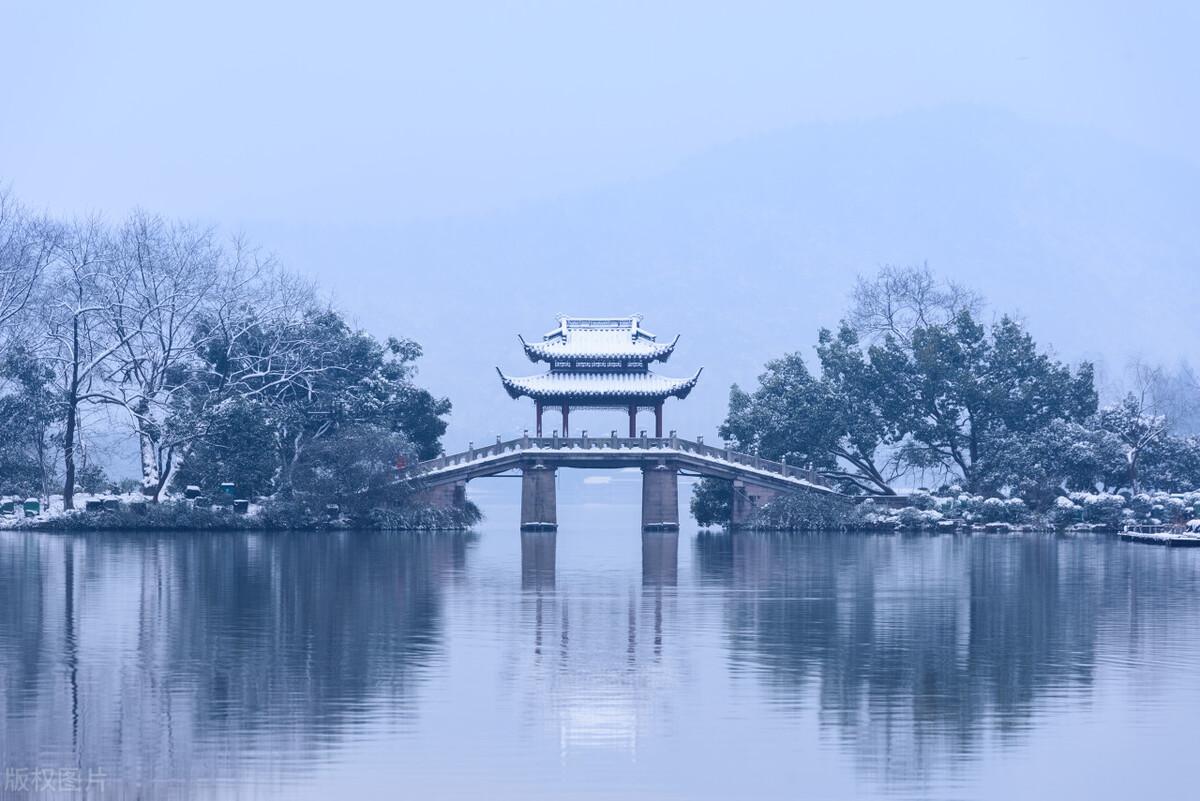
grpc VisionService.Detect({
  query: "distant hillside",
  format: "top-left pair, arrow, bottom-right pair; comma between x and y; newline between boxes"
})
252,106 -> 1200,447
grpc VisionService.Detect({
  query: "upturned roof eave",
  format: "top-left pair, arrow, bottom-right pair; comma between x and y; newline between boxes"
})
495,366 -> 703,401
518,332 -> 680,364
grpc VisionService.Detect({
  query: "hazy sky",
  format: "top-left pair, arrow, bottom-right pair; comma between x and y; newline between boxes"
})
4,1 -> 1199,455
4,1 -> 1197,223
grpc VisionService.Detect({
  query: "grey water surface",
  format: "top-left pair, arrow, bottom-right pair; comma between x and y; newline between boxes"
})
3,494 -> 1200,800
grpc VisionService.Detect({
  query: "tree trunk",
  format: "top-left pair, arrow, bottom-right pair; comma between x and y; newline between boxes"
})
62,318 -> 80,510
152,445 -> 184,503
62,402 -> 77,508
135,401 -> 162,499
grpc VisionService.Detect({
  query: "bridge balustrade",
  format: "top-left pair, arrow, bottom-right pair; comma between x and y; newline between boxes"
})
406,435 -> 834,490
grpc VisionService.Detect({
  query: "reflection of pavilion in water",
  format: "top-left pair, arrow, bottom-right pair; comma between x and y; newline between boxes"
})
517,530 -> 682,757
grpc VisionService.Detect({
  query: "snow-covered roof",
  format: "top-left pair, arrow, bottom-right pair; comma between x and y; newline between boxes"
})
521,315 -> 678,362
497,367 -> 702,401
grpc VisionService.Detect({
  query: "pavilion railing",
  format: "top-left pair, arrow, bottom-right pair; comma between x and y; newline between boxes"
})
406,434 -> 834,489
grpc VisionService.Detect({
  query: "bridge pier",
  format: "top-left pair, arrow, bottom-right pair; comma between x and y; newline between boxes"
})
641,463 -> 679,531
730,479 -> 783,528
415,480 -> 466,510
520,463 -> 558,531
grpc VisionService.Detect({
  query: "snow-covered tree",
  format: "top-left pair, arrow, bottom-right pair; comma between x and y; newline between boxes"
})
40,217 -> 138,508
0,188 -> 55,343
1097,394 -> 1169,492
814,324 -> 904,494
720,268 -> 1095,497
81,212 -> 220,499
719,355 -> 840,476
174,308 -> 449,499
264,313 -> 449,492
873,312 -> 1095,492
1137,434 -> 1200,493
977,419 -> 1126,507
0,345 -> 57,499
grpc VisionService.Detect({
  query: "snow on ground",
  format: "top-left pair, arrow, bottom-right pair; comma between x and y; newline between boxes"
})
0,492 -> 265,529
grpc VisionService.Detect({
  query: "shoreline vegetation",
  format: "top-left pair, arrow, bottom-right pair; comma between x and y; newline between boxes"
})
693,266 -> 1200,533
721,487 -> 1200,534
2,495 -> 482,532
0,188 -> 461,530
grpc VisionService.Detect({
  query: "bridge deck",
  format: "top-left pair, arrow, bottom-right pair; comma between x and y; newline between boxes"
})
405,435 -> 838,495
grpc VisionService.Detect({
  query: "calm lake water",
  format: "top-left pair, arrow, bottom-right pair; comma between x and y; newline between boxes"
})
3,483 -> 1200,800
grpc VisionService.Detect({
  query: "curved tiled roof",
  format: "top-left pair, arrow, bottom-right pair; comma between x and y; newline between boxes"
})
521,334 -> 678,362
520,315 -> 678,363
497,367 -> 702,401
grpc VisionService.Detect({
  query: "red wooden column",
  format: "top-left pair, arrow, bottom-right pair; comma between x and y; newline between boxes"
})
535,400 -> 543,437
628,404 -> 637,437
562,403 -> 570,437
654,402 -> 663,437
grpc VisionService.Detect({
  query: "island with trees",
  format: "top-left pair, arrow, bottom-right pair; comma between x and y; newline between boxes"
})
0,189 -> 477,530
692,266 -> 1200,533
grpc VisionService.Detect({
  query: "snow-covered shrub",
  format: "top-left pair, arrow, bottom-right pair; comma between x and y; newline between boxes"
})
1128,493 -> 1155,519
1004,498 -> 1029,522
1050,496 -> 1082,528
368,503 -> 482,531
1163,496 -> 1188,523
934,495 -> 959,517
1072,492 -> 1126,529
751,492 -> 863,531
895,506 -> 943,530
955,493 -> 986,521
1181,491 -> 1200,517
860,510 -> 899,530
980,497 -> 1007,523
908,490 -> 936,511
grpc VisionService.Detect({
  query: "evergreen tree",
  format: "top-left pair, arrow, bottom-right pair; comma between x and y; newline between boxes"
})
0,346 -> 58,498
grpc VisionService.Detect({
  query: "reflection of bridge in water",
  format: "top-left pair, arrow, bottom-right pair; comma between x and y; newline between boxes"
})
407,434 -> 837,531
520,529 -> 679,590
5,527 -> 1197,795
517,529 -> 682,754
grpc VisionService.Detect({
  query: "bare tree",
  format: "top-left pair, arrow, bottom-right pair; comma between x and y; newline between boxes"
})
168,239 -> 333,493
0,188 -> 56,340
41,217 -> 147,508
80,215 -> 331,501
81,212 -> 220,499
849,263 -> 982,345
193,236 -> 325,403
1131,359 -> 1200,435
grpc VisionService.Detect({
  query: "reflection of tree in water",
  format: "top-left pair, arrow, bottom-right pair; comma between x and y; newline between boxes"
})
0,530 -> 473,793
694,531 -> 1200,784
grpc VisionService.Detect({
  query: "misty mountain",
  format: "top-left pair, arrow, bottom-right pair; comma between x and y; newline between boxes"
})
251,105 -> 1200,448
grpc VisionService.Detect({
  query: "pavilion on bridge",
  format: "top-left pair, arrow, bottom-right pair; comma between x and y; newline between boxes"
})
497,315 -> 702,438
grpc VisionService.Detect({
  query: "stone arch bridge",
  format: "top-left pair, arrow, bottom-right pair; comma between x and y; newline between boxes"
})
404,432 -> 839,530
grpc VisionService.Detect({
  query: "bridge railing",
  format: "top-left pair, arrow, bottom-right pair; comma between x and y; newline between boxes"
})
406,434 -> 834,489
